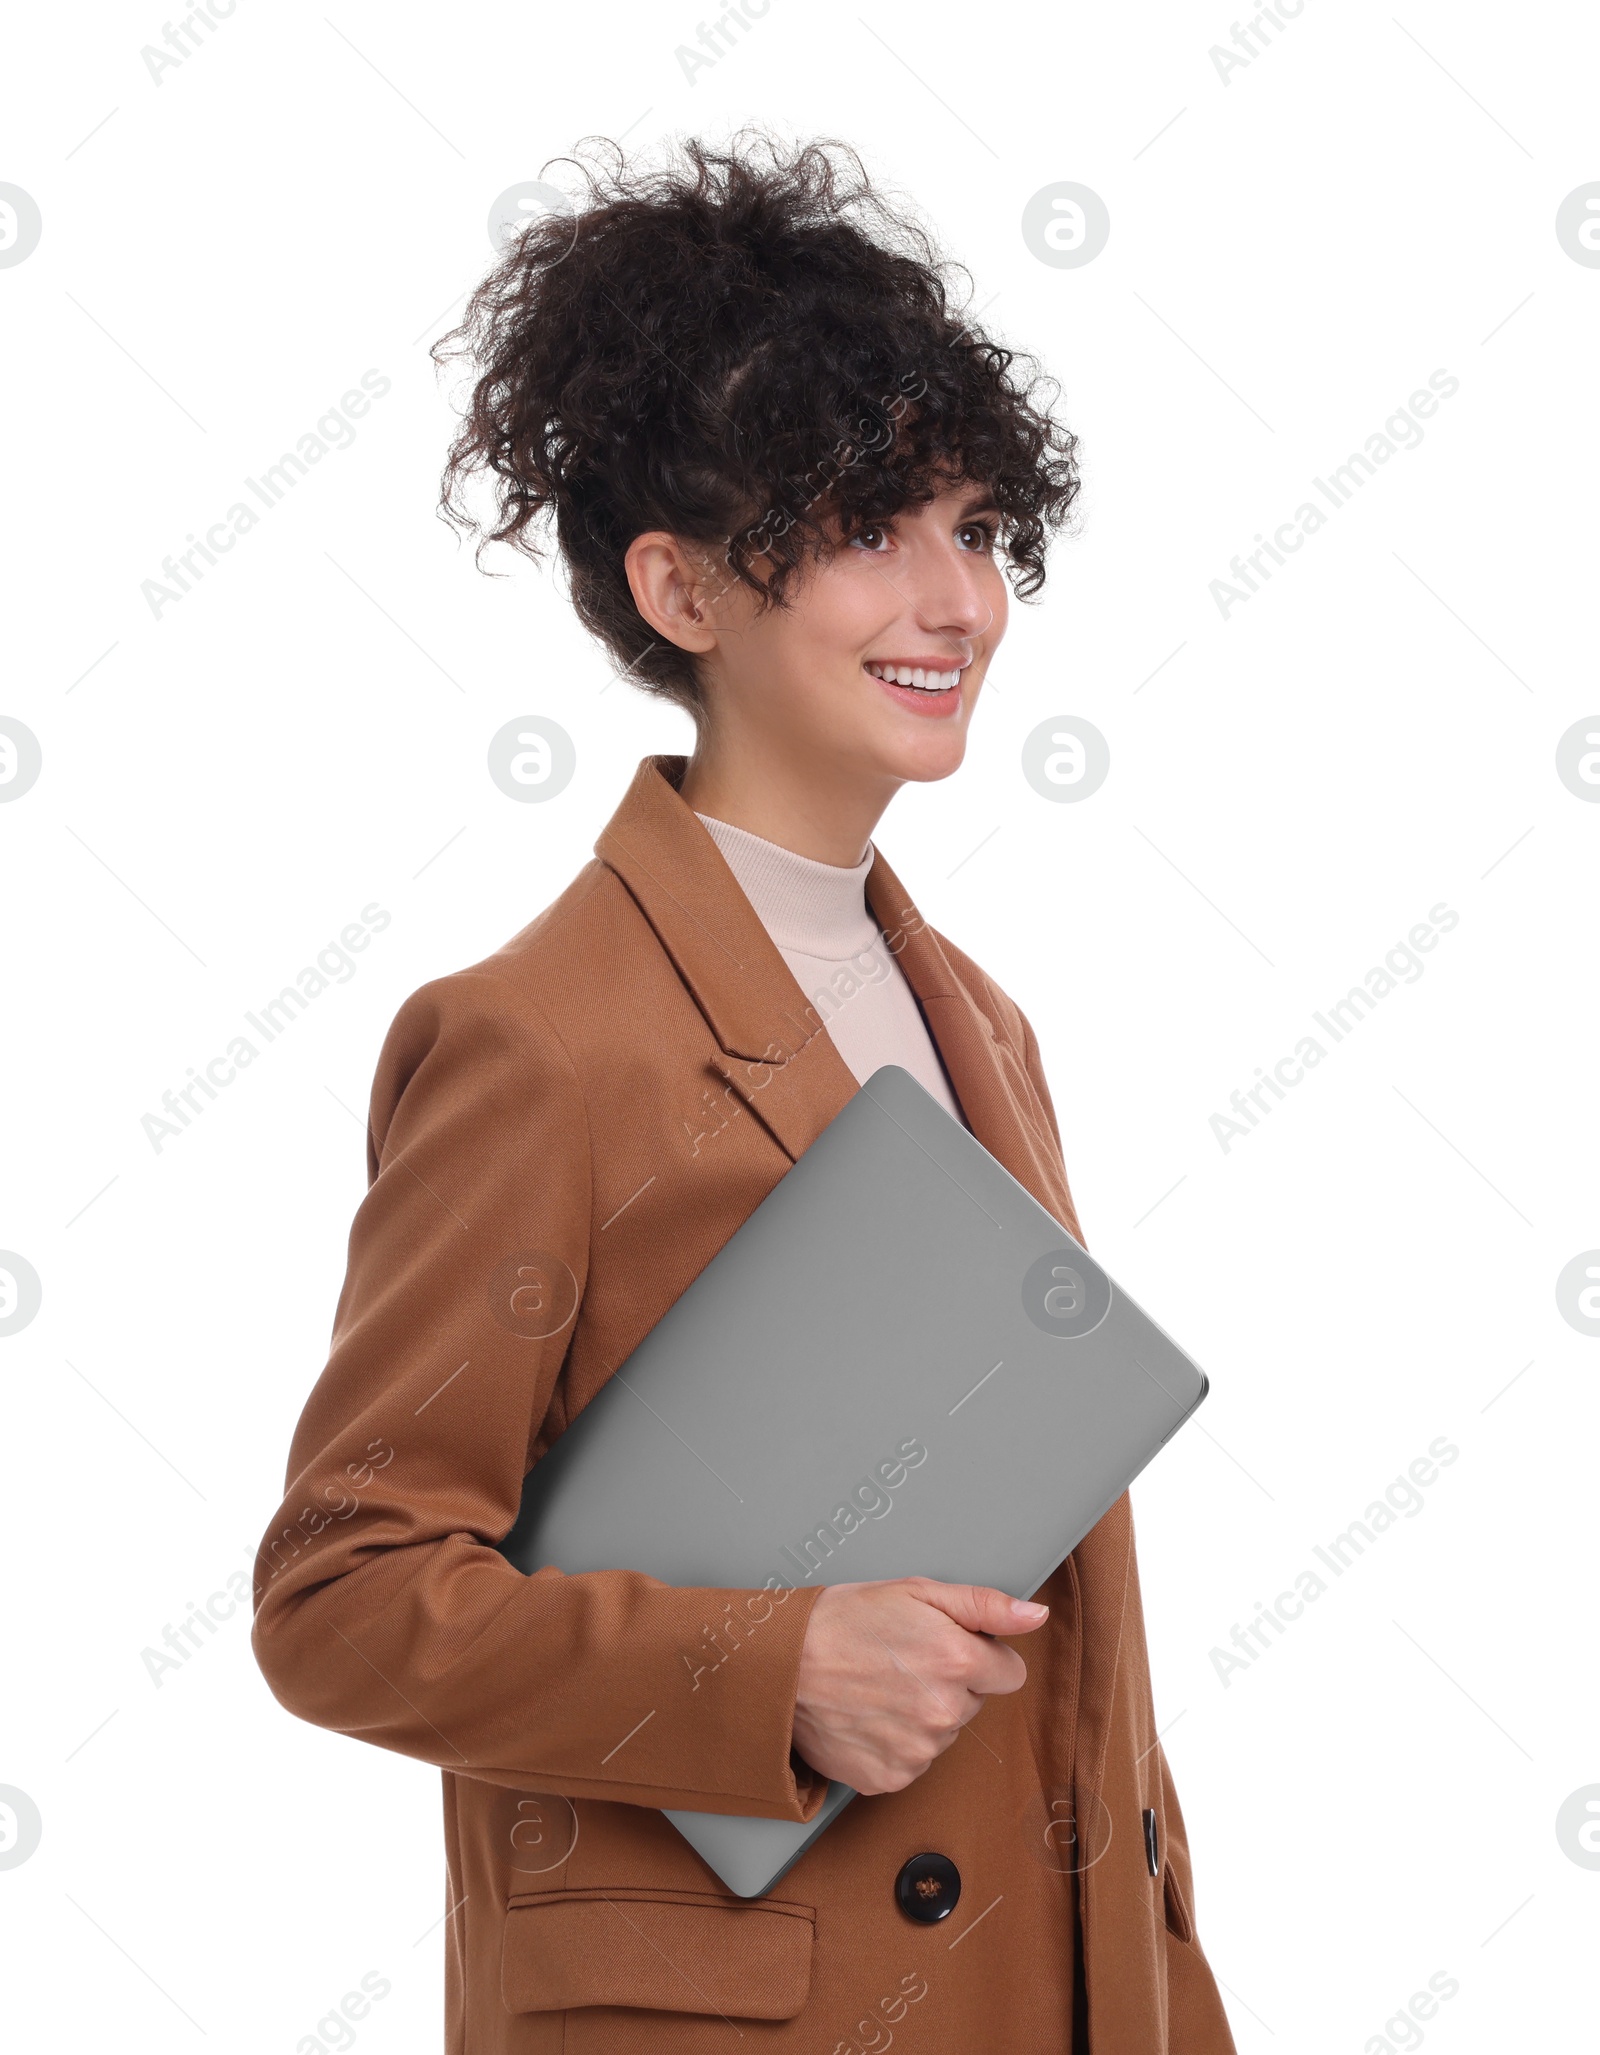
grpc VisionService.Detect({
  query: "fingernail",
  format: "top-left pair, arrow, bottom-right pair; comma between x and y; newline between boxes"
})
1013,1599 -> 1048,1620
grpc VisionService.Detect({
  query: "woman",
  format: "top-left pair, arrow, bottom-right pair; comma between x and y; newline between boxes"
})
251,133 -> 1236,2053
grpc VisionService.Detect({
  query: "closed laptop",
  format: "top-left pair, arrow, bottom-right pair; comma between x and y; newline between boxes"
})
499,1064 -> 1210,1897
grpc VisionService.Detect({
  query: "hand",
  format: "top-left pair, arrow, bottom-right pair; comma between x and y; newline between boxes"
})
791,1577 -> 1048,1796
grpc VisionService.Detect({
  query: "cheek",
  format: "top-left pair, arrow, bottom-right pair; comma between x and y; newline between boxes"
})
807,556 -> 900,656
742,556 -> 870,666
768,562 -> 899,701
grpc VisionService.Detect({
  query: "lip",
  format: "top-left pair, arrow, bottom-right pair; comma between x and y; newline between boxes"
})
864,660 -> 968,721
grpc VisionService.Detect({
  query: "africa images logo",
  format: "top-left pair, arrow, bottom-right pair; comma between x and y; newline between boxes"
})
1022,1244 -> 1113,1341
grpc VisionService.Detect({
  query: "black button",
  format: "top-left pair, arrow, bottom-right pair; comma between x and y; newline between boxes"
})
1143,1807 -> 1160,1876
895,1852 -> 961,1924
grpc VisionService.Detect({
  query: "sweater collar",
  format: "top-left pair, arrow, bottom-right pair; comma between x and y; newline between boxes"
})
693,812 -> 879,957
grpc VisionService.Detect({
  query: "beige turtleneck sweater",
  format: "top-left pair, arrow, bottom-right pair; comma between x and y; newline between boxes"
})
696,812 -> 967,1129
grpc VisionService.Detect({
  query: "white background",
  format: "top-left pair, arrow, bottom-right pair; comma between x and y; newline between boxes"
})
2,0 -> 1597,2047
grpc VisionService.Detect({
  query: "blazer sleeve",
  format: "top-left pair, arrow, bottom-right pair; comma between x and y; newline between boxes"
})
250,967 -> 829,1824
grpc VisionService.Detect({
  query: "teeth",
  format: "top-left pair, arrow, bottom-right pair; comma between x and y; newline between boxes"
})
865,661 -> 964,691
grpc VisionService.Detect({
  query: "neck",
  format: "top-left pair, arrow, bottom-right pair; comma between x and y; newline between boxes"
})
677,724 -> 898,867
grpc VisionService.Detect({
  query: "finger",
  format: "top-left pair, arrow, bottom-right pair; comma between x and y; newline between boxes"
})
962,1643 -> 1029,1697
909,1580 -> 1049,1638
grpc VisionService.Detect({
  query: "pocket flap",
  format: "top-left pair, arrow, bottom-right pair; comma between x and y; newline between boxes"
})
502,1887 -> 815,2020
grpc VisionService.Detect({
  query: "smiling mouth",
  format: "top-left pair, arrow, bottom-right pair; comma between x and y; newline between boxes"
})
863,660 -> 967,692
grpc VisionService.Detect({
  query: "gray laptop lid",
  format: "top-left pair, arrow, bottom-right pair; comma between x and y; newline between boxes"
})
499,1064 -> 1208,1898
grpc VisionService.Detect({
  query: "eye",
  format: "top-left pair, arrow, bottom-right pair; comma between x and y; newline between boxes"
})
847,522 -> 893,552
957,518 -> 999,552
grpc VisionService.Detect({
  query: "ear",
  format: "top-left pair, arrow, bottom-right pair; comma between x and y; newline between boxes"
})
624,532 -> 725,655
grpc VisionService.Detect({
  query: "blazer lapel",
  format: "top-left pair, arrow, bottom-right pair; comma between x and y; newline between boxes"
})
596,754 -> 1076,1239
595,755 -> 861,1163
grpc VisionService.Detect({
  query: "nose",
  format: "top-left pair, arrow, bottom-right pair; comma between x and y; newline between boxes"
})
899,531 -> 995,651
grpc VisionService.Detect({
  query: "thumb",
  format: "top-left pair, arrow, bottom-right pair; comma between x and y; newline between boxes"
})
913,1581 -> 1049,1637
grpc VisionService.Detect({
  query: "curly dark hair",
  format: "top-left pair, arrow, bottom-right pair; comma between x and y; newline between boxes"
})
433,130 -> 1081,723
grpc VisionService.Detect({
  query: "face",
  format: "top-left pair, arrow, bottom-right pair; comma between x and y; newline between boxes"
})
693,477 -> 1009,789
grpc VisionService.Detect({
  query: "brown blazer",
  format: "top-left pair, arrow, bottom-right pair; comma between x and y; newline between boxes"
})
252,752 -> 1236,2053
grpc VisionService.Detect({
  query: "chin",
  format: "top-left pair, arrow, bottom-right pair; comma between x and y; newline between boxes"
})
878,720 -> 971,786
